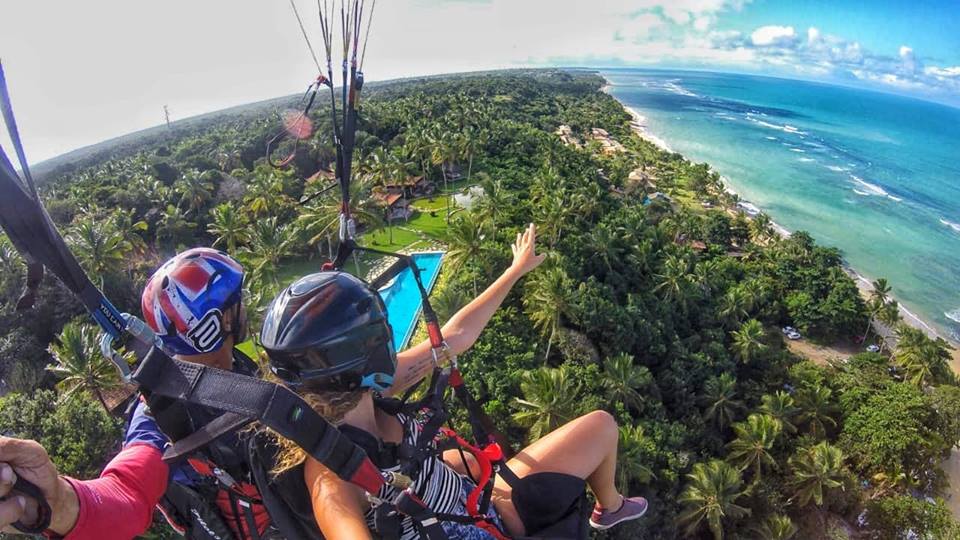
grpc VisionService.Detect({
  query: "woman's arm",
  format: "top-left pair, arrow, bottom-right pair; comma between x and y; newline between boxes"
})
387,223 -> 546,396
304,457 -> 372,540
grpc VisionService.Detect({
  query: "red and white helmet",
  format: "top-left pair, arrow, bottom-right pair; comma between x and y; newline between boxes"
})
141,248 -> 245,355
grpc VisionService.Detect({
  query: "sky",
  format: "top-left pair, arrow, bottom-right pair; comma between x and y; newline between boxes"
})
2,0 -> 958,164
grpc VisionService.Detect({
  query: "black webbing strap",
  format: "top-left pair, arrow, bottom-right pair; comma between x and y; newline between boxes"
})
131,347 -> 383,493
162,412 -> 254,463
395,491 -> 449,540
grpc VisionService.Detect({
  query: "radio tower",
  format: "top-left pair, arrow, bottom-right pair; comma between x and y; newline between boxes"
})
163,105 -> 172,129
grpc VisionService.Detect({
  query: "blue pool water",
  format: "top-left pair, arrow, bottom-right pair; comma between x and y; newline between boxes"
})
379,252 -> 445,351
604,68 -> 960,341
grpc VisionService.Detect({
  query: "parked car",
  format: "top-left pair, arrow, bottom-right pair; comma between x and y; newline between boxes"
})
866,344 -> 880,353
786,331 -> 802,340
782,326 -> 797,335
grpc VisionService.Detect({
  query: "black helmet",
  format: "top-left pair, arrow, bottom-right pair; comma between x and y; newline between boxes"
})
260,271 -> 396,392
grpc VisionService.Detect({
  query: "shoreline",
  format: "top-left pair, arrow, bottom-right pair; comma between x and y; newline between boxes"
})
604,83 -> 959,349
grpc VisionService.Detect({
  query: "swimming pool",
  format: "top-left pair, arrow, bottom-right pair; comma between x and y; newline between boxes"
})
378,251 -> 445,352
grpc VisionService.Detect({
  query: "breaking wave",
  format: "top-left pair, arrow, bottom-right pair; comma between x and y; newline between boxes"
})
941,218 -> 960,234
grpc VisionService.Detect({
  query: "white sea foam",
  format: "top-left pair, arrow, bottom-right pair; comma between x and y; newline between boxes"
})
765,136 -> 778,141
798,157 -> 815,162
663,82 -> 698,97
848,175 -> 904,203
750,118 -> 808,135
850,175 -> 889,197
941,218 -> 960,234
947,309 -> 960,324
826,165 -> 847,172
790,148 -> 806,153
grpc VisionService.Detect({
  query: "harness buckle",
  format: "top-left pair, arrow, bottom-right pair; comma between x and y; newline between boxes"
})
430,341 -> 456,368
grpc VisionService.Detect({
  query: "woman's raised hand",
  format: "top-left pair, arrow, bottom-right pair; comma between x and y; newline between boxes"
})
510,223 -> 547,277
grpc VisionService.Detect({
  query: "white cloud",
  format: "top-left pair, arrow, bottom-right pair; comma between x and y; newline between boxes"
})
693,16 -> 713,31
925,66 -> 960,78
807,27 -> 820,44
750,25 -> 797,47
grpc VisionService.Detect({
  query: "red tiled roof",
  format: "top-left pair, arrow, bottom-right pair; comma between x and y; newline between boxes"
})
306,168 -> 336,183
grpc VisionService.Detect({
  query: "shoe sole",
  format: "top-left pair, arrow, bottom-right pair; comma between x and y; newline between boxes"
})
588,505 -> 648,530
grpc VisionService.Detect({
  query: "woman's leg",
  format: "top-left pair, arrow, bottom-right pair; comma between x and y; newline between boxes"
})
491,410 -> 622,536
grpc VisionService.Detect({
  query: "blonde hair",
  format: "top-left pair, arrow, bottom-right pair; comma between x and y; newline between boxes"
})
262,371 -> 366,476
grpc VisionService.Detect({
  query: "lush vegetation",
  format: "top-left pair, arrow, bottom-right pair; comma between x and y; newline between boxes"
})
2,69 -> 959,539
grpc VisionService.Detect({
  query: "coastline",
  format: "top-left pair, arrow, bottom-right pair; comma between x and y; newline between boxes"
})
604,84 -> 959,351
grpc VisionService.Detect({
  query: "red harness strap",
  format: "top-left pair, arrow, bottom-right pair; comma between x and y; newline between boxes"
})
440,428 -> 511,540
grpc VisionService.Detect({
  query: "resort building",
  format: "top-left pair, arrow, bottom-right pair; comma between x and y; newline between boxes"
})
374,192 -> 413,222
384,175 -> 433,199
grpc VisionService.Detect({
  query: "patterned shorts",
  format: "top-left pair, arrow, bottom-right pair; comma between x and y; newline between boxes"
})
439,476 -> 506,540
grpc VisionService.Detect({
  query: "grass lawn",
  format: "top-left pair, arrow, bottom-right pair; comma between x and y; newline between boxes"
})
412,196 -> 453,212
364,226 -> 421,252
406,209 -> 448,239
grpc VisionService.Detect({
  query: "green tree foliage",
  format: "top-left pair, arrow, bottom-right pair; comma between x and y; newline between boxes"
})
0,390 -> 122,479
893,325 -> 954,388
788,442 -> 846,508
702,373 -> 744,432
839,382 -> 949,482
512,365 -> 582,442
865,495 -> 960,540
47,320 -> 121,412
678,459 -> 750,540
748,514 -> 798,540
726,413 -> 781,484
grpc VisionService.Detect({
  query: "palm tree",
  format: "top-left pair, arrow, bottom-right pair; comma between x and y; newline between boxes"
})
523,265 -> 575,362
109,208 -> 148,256
759,391 -> 799,434
431,284 -> 470,325
732,319 -> 767,363
718,287 -> 750,328
655,254 -> 692,306
68,215 -> 132,288
445,213 -> 489,295
402,124 -> 434,181
788,442 -> 846,508
748,514 -> 798,540
678,460 -> 750,540
208,203 -> 249,253
512,366 -> 582,442
156,204 -> 196,248
603,353 -> 652,412
587,223 -> 624,274
430,127 -> 460,223
877,300 -> 901,353
795,384 -> 838,439
296,174 -> 384,246
862,278 -> 892,342
531,169 -> 569,248
893,325 -> 954,387
244,216 -> 297,292
616,424 -> 656,492
702,373 -> 745,431
175,169 -> 214,216
748,213 -> 775,246
365,147 -> 410,243
726,414 -> 781,484
47,321 -> 121,412
474,173 -> 507,235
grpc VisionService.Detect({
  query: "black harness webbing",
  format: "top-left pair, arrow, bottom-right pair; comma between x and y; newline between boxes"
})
131,346 -> 385,495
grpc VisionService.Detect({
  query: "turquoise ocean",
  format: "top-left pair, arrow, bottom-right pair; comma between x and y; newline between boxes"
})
603,68 -> 960,341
